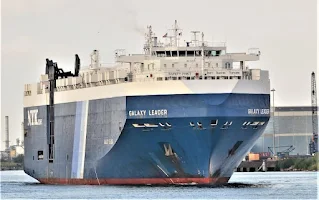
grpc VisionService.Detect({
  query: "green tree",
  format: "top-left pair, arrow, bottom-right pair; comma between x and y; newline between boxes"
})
13,154 -> 24,164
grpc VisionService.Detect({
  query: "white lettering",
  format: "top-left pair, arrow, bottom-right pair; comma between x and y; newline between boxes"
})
128,110 -> 147,116
128,109 -> 168,117
27,109 -> 42,126
104,138 -> 114,145
248,109 -> 270,115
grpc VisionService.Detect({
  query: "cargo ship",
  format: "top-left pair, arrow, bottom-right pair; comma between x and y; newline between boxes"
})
23,21 -> 270,185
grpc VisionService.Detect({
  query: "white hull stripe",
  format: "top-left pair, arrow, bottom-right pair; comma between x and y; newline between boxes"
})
71,100 -> 89,178
24,80 -> 270,107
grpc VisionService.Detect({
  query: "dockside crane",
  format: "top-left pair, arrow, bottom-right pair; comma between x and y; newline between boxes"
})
309,72 -> 318,155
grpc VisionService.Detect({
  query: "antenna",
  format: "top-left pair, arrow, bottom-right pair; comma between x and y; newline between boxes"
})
167,20 -> 182,47
148,26 -> 153,55
144,25 -> 154,55
174,20 -> 178,47
191,31 -> 200,46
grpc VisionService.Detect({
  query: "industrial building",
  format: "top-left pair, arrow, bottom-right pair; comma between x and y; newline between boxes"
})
1,116 -> 24,161
251,106 -> 315,156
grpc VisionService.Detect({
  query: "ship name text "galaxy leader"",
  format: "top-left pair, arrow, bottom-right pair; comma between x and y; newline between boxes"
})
248,108 -> 270,115
128,109 -> 168,117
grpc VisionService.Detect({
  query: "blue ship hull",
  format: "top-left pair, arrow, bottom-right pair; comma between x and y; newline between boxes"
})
23,93 -> 270,185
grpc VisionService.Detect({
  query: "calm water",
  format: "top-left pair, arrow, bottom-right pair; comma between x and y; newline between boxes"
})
0,170 -> 318,199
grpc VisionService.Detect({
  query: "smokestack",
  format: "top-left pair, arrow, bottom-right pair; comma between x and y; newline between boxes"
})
5,116 -> 10,151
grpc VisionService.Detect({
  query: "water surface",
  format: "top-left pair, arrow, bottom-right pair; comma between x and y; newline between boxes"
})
0,170 -> 317,199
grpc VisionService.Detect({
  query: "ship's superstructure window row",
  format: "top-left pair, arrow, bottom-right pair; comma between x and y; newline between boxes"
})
154,50 -> 225,57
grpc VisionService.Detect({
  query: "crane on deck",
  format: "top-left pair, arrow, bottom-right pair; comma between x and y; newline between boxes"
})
309,72 -> 318,155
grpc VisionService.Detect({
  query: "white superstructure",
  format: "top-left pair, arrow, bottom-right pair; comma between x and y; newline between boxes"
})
24,21 -> 269,107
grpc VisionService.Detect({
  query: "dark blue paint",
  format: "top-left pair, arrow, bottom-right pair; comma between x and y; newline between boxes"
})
93,93 -> 270,179
94,116 -> 269,179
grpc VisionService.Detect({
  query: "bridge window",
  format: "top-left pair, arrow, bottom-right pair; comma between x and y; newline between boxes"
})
179,51 -> 186,56
157,51 -> 165,57
166,51 -> 171,57
187,51 -> 195,57
172,51 -> 178,57
211,51 -> 217,56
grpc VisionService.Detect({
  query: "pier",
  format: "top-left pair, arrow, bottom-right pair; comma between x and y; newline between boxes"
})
237,160 -> 277,172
